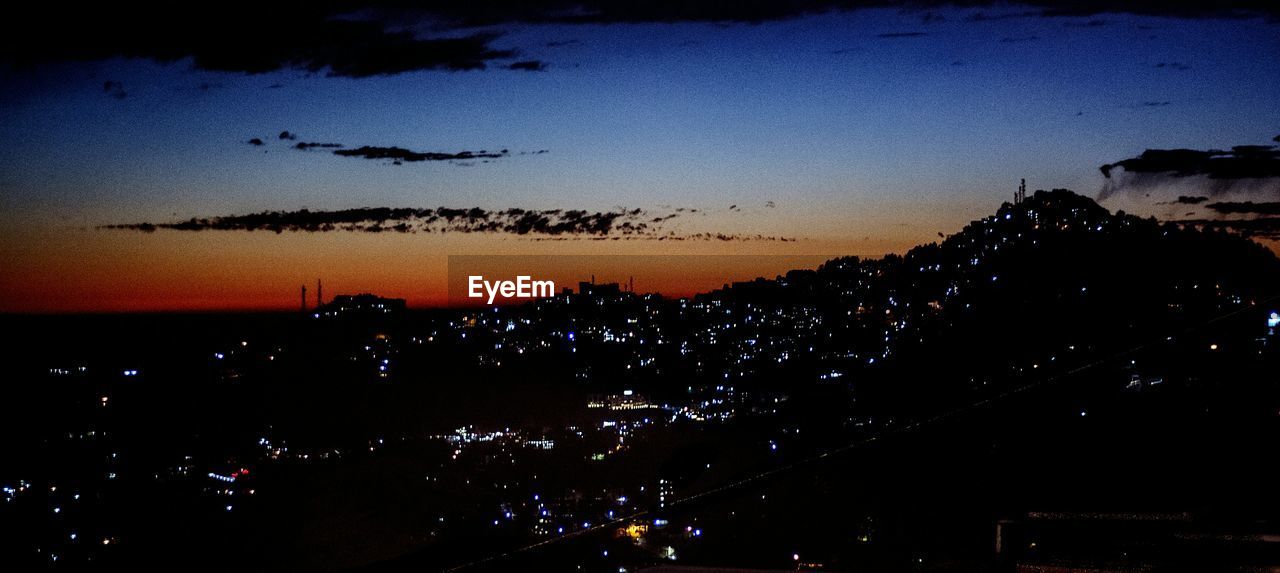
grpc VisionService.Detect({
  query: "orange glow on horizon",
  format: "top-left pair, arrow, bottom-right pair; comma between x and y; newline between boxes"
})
0,223 -> 921,313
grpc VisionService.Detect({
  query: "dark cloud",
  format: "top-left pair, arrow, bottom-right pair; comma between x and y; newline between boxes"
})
4,2 -> 1277,79
2,5 -> 519,77
1154,61 -> 1191,70
333,146 -> 508,163
100,205 -> 794,241
102,206 -> 672,237
1174,217 -> 1280,240
3,7 -> 520,77
294,142 -> 344,151
678,233 -> 796,242
545,40 -> 579,47
1157,195 -> 1209,205
504,2 -> 1278,24
1064,18 -> 1108,27
1101,146 -> 1280,180
876,31 -> 928,38
1206,201 -> 1280,216
530,233 -> 796,242
247,133 -> 543,165
507,60 -> 549,72
1140,101 -> 1172,107
1099,143 -> 1280,200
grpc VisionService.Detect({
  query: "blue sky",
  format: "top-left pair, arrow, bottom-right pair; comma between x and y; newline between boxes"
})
1,4 -> 1278,310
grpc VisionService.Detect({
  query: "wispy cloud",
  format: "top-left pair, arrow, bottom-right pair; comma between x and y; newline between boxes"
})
1174,217 -> 1280,240
507,60 -> 549,71
244,132 -> 541,166
100,204 -> 796,241
293,141 -> 343,150
333,146 -> 508,164
1156,195 -> 1208,205
102,207 -> 662,236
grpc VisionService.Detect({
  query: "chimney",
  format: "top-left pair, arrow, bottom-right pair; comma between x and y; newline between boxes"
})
301,285 -> 308,313
317,279 -> 323,307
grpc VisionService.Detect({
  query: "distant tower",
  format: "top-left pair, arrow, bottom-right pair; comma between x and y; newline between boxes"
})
301,285 -> 308,313
1016,179 -> 1027,204
317,279 -> 323,307
629,276 -> 634,293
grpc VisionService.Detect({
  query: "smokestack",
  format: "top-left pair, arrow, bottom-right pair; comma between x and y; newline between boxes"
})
629,276 -> 634,293
317,279 -> 323,307
301,285 -> 308,313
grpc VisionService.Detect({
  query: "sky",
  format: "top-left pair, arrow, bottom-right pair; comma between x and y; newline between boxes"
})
2,2 -> 1279,312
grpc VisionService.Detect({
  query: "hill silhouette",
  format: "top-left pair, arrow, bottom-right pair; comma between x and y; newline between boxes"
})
705,188 -> 1280,412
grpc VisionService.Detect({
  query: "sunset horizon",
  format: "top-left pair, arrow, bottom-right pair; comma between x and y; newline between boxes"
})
4,3 -> 1280,571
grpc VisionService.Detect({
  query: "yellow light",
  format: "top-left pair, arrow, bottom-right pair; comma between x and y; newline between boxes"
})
621,523 -> 648,540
